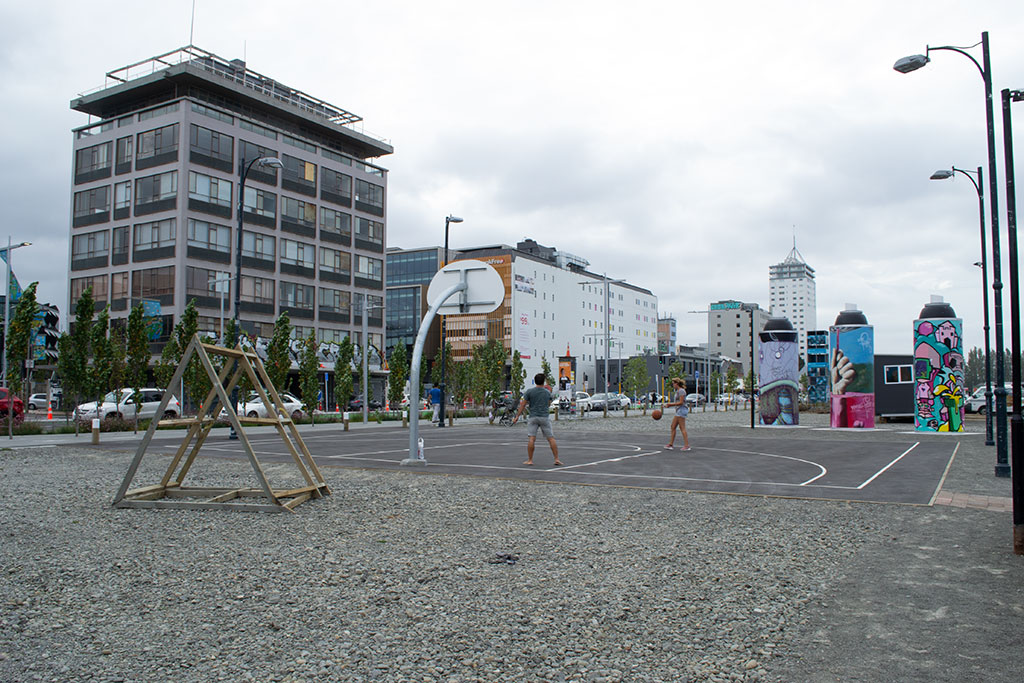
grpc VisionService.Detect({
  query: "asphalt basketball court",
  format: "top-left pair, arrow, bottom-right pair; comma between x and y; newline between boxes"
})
138,422 -> 961,505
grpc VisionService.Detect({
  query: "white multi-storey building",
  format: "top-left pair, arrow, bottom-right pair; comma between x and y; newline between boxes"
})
768,242 -> 816,361
444,239 -> 658,392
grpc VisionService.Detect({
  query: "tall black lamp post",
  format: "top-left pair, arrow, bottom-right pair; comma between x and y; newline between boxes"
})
1000,88 -> 1023,554
438,214 -> 463,428
230,156 -> 282,440
895,31 -> 1010,477
930,166 -> 995,446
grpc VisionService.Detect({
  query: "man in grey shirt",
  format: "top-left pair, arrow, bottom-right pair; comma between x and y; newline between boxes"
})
512,373 -> 563,466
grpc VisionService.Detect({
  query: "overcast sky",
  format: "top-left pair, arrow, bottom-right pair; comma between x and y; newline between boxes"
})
2,0 -> 1022,356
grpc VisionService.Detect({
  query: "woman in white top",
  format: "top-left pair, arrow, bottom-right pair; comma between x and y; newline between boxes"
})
664,377 -> 691,451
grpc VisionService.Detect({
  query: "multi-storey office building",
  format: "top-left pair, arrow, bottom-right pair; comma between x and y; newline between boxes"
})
657,316 -> 677,354
708,300 -> 771,376
67,46 -> 392,363
768,241 -> 816,362
385,246 -> 448,360
439,239 -> 659,392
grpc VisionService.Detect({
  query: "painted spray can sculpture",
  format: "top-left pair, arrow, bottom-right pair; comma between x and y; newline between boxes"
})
914,297 -> 965,432
758,317 -> 799,425
829,305 -> 875,428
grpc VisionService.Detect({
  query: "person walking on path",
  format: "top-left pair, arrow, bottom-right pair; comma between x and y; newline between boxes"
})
429,386 -> 441,424
664,377 -> 691,451
512,373 -> 563,466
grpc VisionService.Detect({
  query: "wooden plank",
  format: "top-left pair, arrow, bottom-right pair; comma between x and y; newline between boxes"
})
112,338 -> 195,504
115,499 -> 285,513
208,490 -> 242,503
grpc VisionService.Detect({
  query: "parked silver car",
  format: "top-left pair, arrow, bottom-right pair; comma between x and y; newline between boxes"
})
75,388 -> 180,423
590,392 -> 622,411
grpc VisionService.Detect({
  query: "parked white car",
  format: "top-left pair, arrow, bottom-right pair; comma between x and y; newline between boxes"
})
224,392 -> 305,420
75,388 -> 180,423
573,391 -> 593,412
617,393 -> 632,409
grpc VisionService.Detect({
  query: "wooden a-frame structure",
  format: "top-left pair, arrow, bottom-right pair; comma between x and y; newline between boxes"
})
113,334 -> 330,513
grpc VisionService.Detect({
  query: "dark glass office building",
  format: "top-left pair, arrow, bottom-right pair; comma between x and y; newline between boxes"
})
385,247 -> 447,358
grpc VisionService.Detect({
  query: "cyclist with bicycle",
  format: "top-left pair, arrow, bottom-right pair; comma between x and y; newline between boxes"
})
511,373 -> 563,466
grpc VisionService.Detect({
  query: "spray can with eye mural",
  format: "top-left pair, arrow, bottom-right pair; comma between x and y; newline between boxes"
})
829,305 -> 875,429
914,296 -> 965,432
758,317 -> 799,426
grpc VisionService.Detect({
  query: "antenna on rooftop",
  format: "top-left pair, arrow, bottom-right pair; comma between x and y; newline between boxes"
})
189,0 -> 196,47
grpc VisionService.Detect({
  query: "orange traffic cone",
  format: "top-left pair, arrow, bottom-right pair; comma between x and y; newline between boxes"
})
47,401 -> 53,420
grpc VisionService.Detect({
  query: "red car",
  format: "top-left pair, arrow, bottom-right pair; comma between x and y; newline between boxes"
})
0,388 -> 25,424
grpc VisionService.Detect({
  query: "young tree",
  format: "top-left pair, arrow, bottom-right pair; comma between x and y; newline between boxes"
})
109,325 -> 127,406
430,342 -> 454,387
666,361 -> 687,386
965,346 -> 985,391
298,330 -> 319,425
126,303 -> 150,431
540,356 -> 556,388
6,281 -> 39,401
743,368 -> 756,395
57,287 -> 95,433
710,370 -> 722,399
89,308 -> 113,411
265,312 -> 292,392
452,358 -> 472,410
388,343 -> 409,410
334,334 -> 354,411
725,365 -> 739,394
510,350 -> 525,401
623,356 -> 650,412
175,299 -> 206,414
473,339 -> 506,408
153,329 -> 180,391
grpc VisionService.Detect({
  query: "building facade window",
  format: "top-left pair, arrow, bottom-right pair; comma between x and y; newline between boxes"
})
282,154 -> 316,196
115,136 -> 133,174
241,231 -> 275,262
355,217 -> 384,250
111,272 -> 129,309
281,238 -> 315,269
136,123 -> 179,169
321,167 -> 351,206
354,178 -> 384,216
319,328 -> 348,344
133,218 -> 176,260
186,265 -> 231,300
71,275 -> 109,306
318,286 -> 350,313
188,170 -> 233,217
111,226 -> 129,264
134,170 -> 177,214
189,123 -> 234,172
187,219 -> 231,254
73,186 -> 110,226
113,181 -> 131,218
243,186 -> 277,224
240,119 -> 277,140
319,246 -> 351,277
238,140 -> 279,183
137,102 -> 179,121
131,265 -> 174,304
74,141 -> 112,183
281,196 -> 316,237
279,281 -> 314,309
319,207 -> 351,243
240,275 -> 275,305
355,254 -> 383,288
71,229 -> 109,270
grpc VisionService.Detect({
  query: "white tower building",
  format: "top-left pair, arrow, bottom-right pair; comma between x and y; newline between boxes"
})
768,241 -> 816,362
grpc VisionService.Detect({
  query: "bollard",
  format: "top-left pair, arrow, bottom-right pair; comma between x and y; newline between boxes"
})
91,418 -> 100,445
343,411 -> 350,431
403,409 -> 408,428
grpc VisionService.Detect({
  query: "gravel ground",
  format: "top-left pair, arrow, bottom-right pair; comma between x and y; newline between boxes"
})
0,409 -> 1016,682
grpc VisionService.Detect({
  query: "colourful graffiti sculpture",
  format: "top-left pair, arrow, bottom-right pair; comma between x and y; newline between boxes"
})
758,317 -> 799,426
914,298 -> 965,432
829,307 -> 875,428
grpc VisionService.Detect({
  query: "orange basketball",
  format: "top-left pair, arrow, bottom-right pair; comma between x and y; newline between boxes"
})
652,409 -> 662,420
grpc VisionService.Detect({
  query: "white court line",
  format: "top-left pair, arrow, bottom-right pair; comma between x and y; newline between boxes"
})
698,446 -> 827,486
856,442 -> 919,489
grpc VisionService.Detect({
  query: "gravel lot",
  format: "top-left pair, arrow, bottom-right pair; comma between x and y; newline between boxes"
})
1,410 -> 1018,682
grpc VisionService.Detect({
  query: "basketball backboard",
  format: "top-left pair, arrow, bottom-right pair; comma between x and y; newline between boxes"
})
425,260 -> 504,315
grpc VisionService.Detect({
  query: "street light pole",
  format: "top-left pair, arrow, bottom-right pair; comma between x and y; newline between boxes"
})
896,31 -> 1009,476
2,239 -> 30,440
438,215 -> 463,428
1000,88 -> 1023,553
931,166 -> 994,446
231,156 -> 283,440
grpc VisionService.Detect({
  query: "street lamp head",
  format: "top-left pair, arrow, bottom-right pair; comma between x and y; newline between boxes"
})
18,242 -> 31,248
930,169 -> 954,180
894,54 -> 930,74
256,157 -> 283,169
973,261 -> 984,268
447,215 -> 464,224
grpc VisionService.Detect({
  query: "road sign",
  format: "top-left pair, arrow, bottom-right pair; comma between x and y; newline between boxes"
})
425,260 -> 504,315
